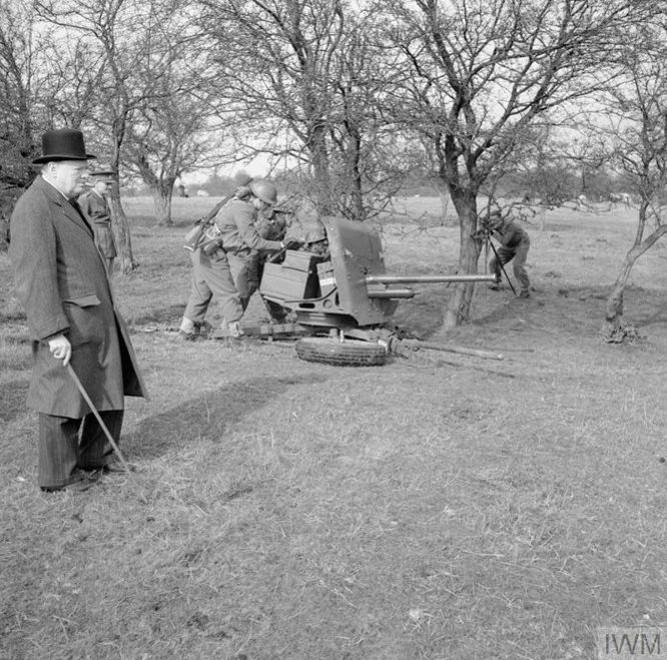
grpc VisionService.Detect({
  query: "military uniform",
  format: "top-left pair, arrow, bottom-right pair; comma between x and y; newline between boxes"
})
79,189 -> 116,274
181,197 -> 283,334
235,209 -> 288,309
489,220 -> 530,297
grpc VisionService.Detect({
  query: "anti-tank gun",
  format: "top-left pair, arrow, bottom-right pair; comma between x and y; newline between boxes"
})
217,215 -> 501,366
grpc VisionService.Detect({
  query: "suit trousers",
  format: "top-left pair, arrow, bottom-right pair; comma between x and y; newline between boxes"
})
37,410 -> 124,488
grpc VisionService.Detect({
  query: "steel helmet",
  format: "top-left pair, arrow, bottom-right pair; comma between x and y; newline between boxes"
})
488,210 -> 505,230
249,179 -> 278,205
233,169 -> 253,187
304,221 -> 327,244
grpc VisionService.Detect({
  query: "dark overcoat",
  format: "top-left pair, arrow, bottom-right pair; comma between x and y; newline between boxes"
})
9,176 -> 147,417
78,190 -> 117,258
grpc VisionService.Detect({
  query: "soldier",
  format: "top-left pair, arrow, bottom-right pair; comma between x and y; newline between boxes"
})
78,168 -> 117,275
301,219 -> 329,258
234,204 -> 294,313
488,212 -> 531,298
179,179 -> 298,339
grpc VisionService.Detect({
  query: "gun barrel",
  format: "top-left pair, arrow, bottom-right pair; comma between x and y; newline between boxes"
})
365,274 -> 496,285
366,286 -> 415,299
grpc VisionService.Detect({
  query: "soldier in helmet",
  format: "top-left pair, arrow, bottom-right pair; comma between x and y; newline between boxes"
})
302,220 -> 329,258
179,179 -> 294,339
233,202 -> 295,319
487,211 -> 531,298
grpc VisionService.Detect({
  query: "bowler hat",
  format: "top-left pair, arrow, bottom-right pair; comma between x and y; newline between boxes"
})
33,128 -> 96,164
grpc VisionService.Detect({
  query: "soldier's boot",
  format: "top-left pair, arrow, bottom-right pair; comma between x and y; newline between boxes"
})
220,320 -> 244,338
197,321 -> 213,339
227,321 -> 244,338
178,316 -> 198,341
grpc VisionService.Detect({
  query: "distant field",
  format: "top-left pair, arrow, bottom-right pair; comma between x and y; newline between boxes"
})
1,197 -> 665,659
120,193 -> 460,228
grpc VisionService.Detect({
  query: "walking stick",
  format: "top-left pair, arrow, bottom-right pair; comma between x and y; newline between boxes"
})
66,363 -> 147,501
487,238 -> 517,296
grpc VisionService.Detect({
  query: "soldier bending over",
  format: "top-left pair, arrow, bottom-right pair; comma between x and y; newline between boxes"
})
179,180 -> 294,339
488,212 -> 531,298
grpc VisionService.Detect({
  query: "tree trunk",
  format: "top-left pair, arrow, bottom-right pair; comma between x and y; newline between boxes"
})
310,124 -> 334,215
437,184 -> 450,225
107,181 -> 138,274
443,191 -> 481,330
152,183 -> 173,226
0,215 -> 9,251
346,126 -> 364,220
602,202 -> 667,340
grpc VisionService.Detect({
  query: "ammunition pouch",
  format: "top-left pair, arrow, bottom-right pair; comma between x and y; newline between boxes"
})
202,238 -> 224,256
184,223 -> 205,252
184,220 -> 224,254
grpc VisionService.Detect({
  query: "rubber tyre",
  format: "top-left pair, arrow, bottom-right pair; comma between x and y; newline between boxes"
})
294,337 -> 388,366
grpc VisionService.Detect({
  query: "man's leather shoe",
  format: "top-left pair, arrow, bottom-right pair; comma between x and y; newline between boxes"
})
41,473 -> 97,493
79,457 -> 136,475
100,458 -> 136,474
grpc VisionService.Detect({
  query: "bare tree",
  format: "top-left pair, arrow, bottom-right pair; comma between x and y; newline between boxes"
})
0,1 -> 41,247
35,0 -> 211,270
375,0 -> 656,329
121,35 -> 226,226
561,128 -> 610,200
0,0 -> 98,245
35,0 -> 144,272
194,0 -> 340,214
598,19 -> 667,341
197,0 -> 397,219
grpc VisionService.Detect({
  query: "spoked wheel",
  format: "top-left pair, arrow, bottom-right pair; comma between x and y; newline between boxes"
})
294,337 -> 388,366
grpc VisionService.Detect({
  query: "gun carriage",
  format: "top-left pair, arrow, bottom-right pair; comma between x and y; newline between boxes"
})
216,215 -> 499,366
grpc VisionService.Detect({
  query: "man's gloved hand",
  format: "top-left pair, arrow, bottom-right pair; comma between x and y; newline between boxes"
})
281,238 -> 303,250
48,334 -> 72,366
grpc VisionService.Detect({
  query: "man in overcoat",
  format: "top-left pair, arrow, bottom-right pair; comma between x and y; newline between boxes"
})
78,169 -> 117,275
9,128 -> 148,492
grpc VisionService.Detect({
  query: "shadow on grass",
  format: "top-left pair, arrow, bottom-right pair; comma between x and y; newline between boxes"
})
127,373 -> 328,460
391,288 -> 448,339
636,309 -> 667,326
0,380 -> 29,422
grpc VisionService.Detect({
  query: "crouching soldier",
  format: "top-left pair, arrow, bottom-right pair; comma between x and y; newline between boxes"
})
234,201 -> 292,311
178,180 -> 289,339
301,220 -> 329,258
488,212 -> 531,298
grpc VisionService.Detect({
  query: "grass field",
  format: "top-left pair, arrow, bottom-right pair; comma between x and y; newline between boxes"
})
1,196 -> 665,659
